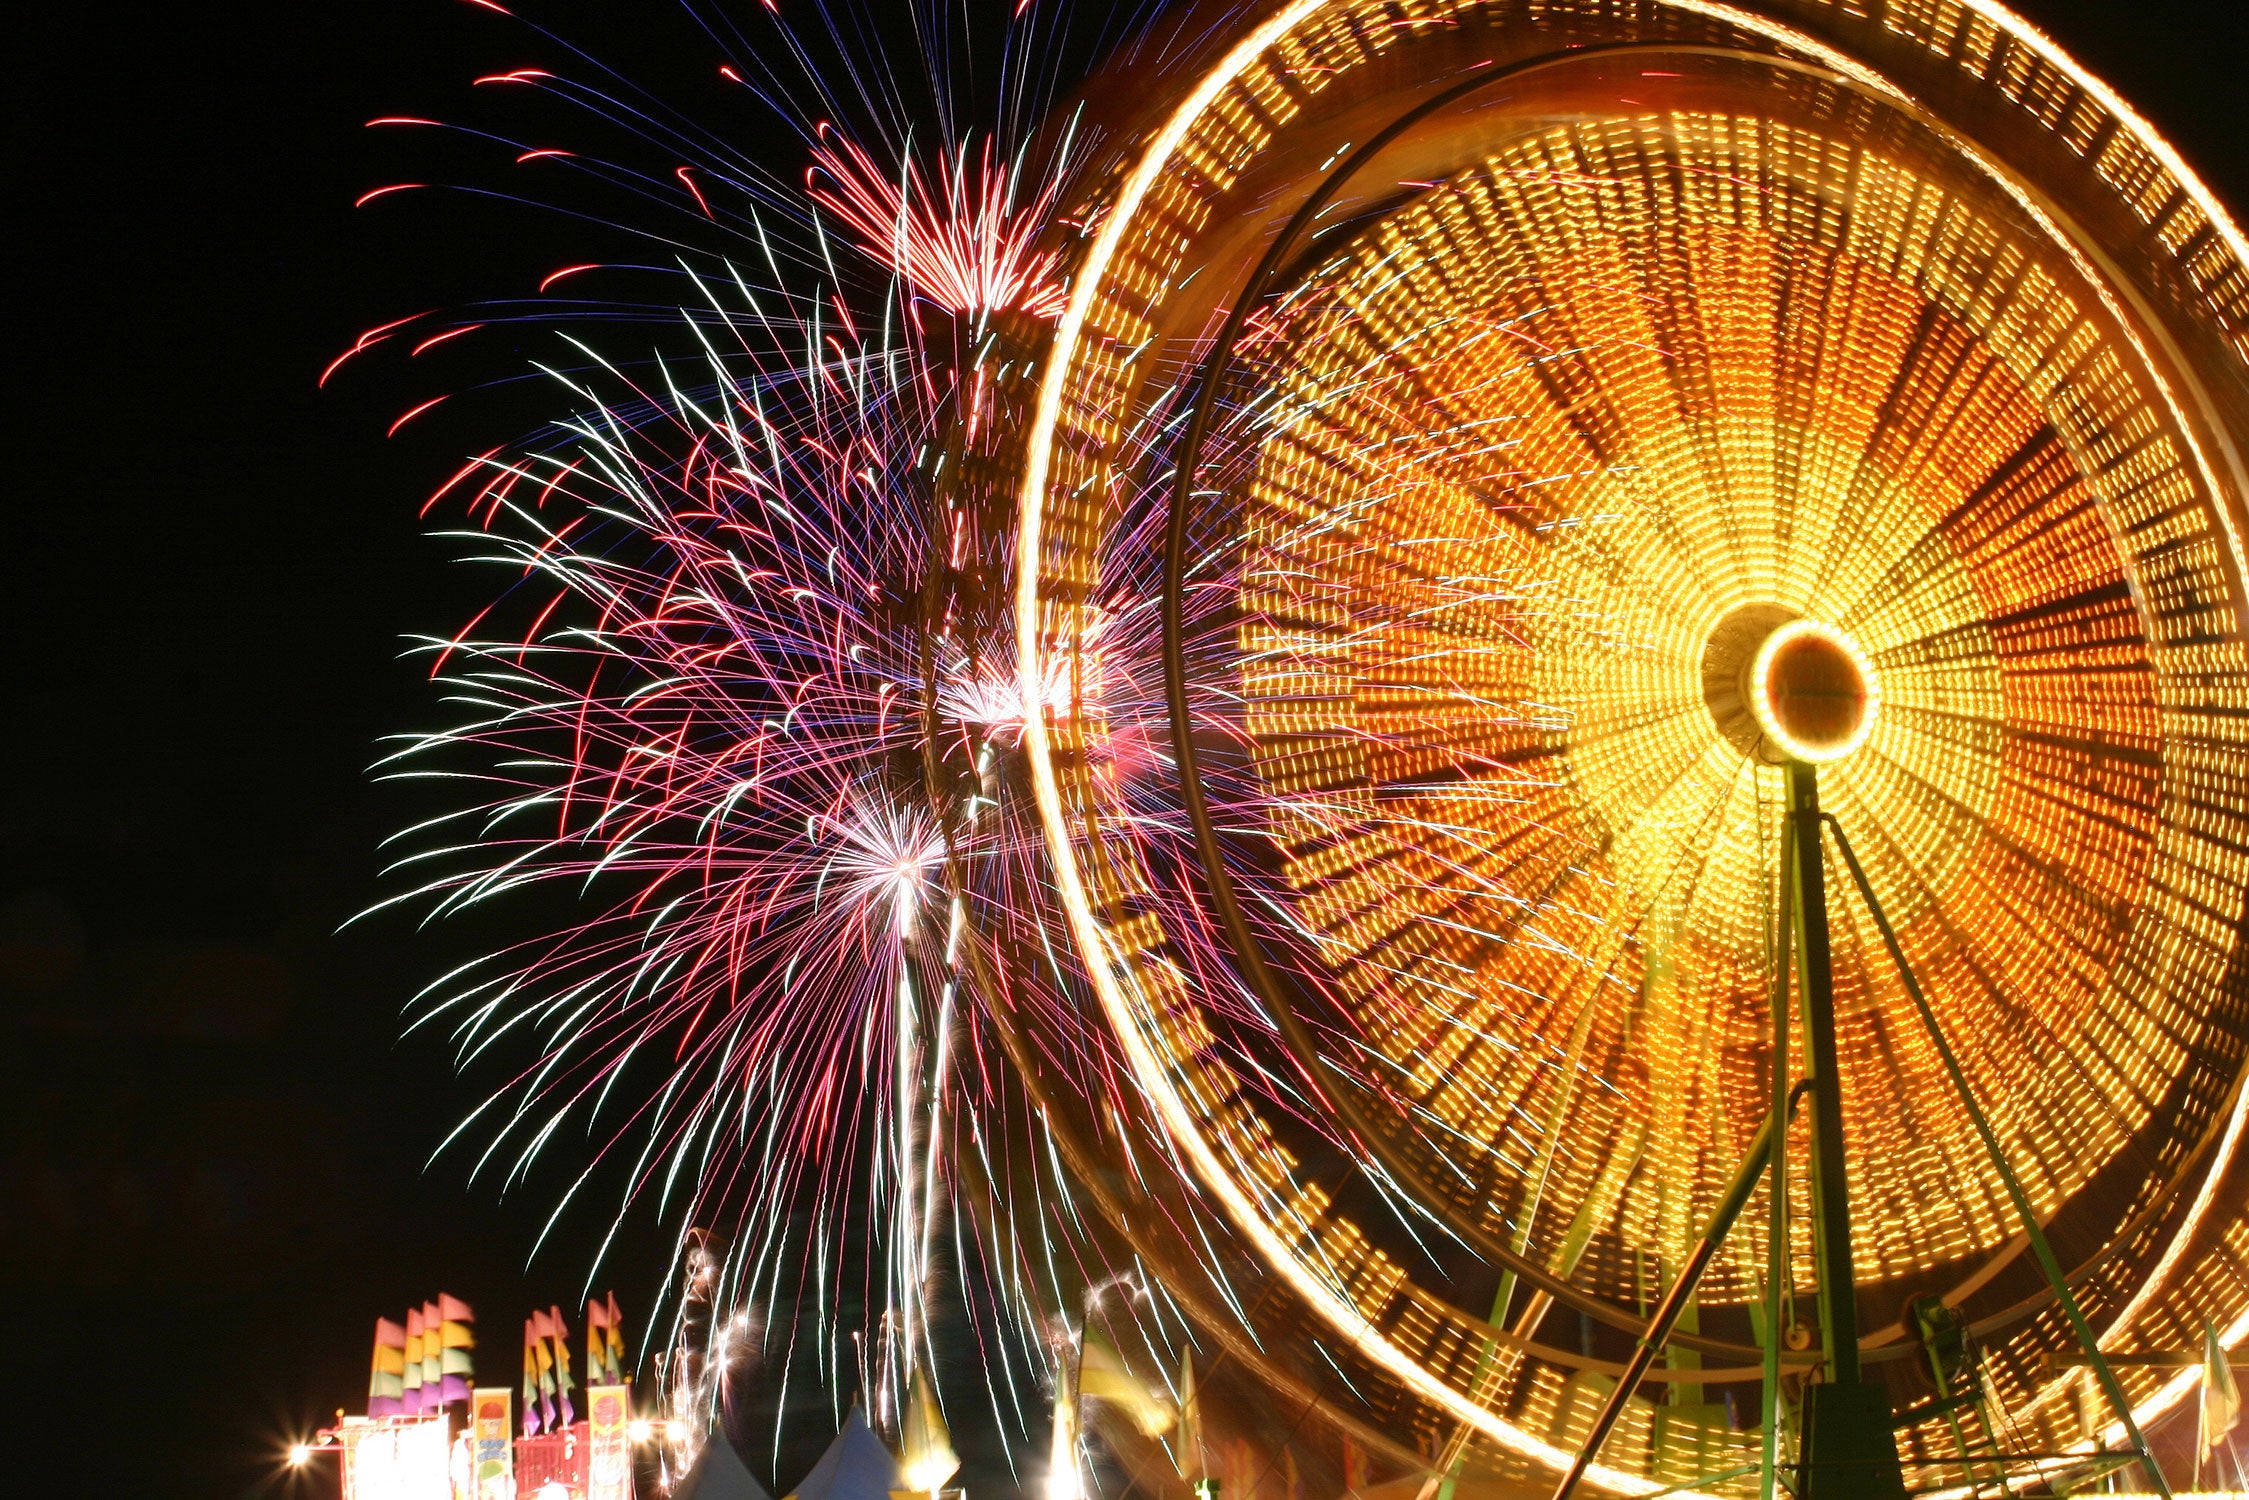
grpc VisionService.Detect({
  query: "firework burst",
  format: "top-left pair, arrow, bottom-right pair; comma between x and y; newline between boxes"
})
347,0 -> 1203,1464
355,0 -> 1461,1484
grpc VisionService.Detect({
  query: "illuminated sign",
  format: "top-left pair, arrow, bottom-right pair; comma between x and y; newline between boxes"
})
587,1386 -> 631,1500
472,1389 -> 514,1500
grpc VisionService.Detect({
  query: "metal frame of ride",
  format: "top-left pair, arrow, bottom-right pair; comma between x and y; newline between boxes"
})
1546,754 -> 2171,1500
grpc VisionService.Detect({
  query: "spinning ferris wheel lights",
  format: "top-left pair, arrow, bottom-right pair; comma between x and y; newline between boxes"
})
1011,2 -> 2249,1496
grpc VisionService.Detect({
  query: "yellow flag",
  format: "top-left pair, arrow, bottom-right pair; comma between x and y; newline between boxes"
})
1173,1348 -> 1204,1482
2205,1320 -> 2240,1455
899,1368 -> 960,1494
1078,1325 -> 1174,1438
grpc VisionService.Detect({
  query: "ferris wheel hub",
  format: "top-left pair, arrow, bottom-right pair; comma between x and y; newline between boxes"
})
1752,619 -> 1878,765
1702,608 -> 1879,765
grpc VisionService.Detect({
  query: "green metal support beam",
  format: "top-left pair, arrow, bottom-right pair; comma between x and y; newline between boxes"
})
1762,807 -> 1796,1500
1548,1113 -> 1779,1500
1784,763 -> 1906,1500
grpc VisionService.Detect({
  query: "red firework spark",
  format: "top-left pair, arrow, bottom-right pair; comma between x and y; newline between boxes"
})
808,131 -> 1069,320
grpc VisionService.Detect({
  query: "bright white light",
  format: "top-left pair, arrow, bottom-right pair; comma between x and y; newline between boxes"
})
288,1444 -> 312,1466
902,1457 -> 956,1493
348,1419 -> 450,1500
824,799 -> 943,938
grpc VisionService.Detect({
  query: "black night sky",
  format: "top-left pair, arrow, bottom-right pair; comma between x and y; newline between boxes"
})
8,2 -> 2249,1496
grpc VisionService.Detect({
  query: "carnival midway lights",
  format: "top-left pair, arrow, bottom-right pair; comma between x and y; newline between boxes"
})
330,0 -> 2249,1497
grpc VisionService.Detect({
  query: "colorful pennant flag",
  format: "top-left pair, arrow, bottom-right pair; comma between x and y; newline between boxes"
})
403,1307 -> 427,1416
604,1292 -> 626,1383
532,1309 -> 560,1431
369,1317 -> 408,1419
437,1293 -> 476,1405
522,1319 -> 544,1436
586,1297 -> 614,1388
549,1306 -> 578,1427
589,1295 -> 607,1394
421,1301 -> 446,1402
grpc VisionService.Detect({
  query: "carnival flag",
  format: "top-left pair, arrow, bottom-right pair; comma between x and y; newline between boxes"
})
586,1296 -> 625,1386
370,1317 -> 409,1418
421,1300 -> 447,1400
1172,1348 -> 1203,1483
2205,1319 -> 2241,1455
586,1296 -> 608,1389
438,1293 -> 476,1404
532,1309 -> 561,1431
1078,1323 -> 1173,1437
604,1291 -> 627,1380
549,1306 -> 578,1426
403,1307 -> 427,1416
898,1366 -> 960,1495
521,1319 -> 544,1436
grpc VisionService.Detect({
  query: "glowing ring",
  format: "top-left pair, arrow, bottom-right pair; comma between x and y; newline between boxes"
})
1747,620 -> 1880,766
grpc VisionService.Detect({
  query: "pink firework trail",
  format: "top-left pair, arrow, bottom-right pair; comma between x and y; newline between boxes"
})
808,131 -> 1069,321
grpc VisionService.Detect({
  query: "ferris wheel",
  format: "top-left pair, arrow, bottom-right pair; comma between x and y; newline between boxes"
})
1000,2 -> 2249,1497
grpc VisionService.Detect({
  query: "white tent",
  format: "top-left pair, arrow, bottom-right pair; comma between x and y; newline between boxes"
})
675,1435 -> 776,1500
784,1405 -> 901,1500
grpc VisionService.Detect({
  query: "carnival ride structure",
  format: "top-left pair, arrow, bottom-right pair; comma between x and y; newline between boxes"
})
986,2 -> 2249,1496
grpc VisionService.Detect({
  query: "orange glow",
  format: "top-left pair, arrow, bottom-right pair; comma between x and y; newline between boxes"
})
1015,2 -> 2249,1494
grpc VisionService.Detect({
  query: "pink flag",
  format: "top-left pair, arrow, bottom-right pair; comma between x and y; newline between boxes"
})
369,1318 -> 408,1418
549,1306 -> 576,1426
